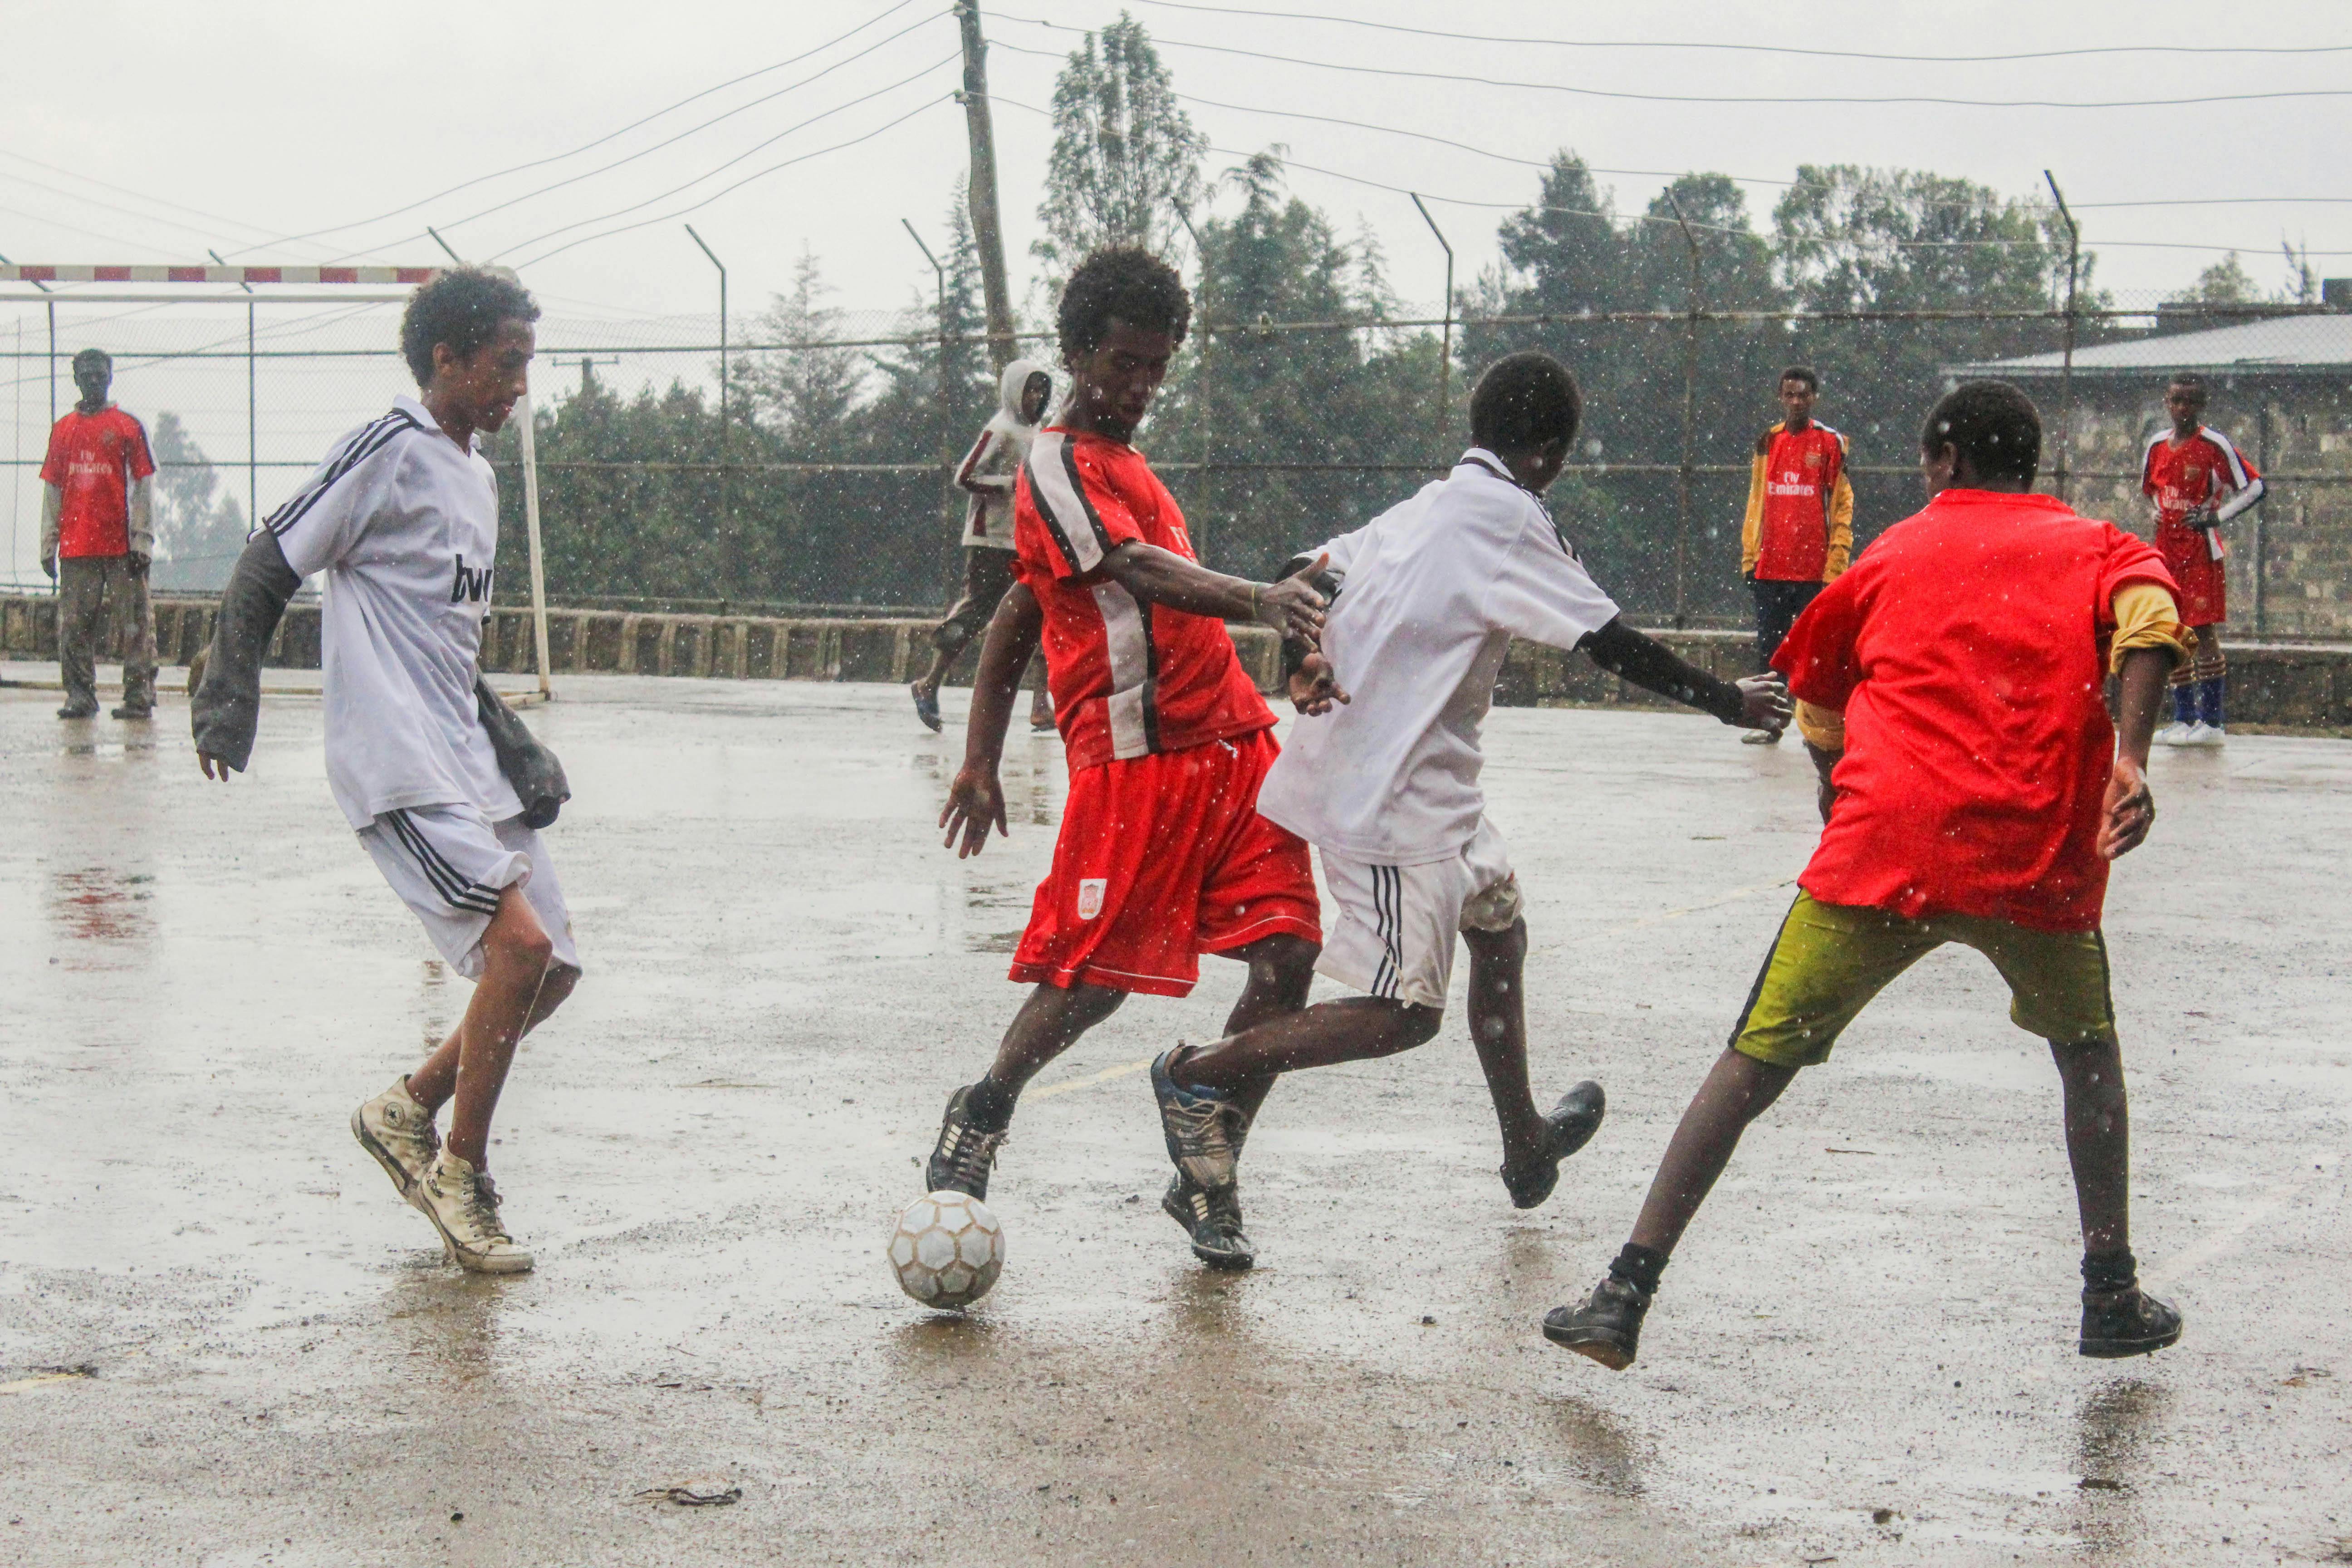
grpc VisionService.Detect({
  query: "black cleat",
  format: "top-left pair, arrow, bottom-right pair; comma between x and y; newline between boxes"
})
1542,1274 -> 1651,1369
925,1084 -> 1008,1200
111,704 -> 152,720
56,703 -> 97,720
911,682 -> 943,734
1151,1050 -> 1258,1269
1501,1081 -> 1606,1209
1162,1173 -> 1255,1270
2079,1284 -> 2183,1359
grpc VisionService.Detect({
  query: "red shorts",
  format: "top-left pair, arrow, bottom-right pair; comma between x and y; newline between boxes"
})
1011,727 -> 1320,998
2157,520 -> 2226,627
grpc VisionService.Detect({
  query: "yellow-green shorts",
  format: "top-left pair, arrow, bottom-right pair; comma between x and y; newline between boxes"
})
1730,892 -> 2117,1068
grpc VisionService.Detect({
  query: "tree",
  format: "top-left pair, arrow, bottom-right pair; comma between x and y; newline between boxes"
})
146,411 -> 248,592
1032,13 -> 1205,281
2167,253 -> 2260,306
739,247 -> 862,457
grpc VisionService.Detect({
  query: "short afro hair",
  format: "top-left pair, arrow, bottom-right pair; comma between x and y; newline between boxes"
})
1469,352 -> 1583,454
1778,364 -> 1819,392
2167,371 -> 2209,396
1921,380 -> 2041,485
401,265 -> 541,386
1057,246 -> 1190,358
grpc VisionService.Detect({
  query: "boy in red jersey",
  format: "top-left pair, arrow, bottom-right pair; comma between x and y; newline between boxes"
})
1737,366 -> 1852,744
925,247 -> 1330,1269
1547,381 -> 2192,1370
40,349 -> 159,720
2142,372 -> 2264,746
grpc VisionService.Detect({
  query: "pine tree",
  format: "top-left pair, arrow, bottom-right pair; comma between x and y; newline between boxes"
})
1033,14 -> 1205,284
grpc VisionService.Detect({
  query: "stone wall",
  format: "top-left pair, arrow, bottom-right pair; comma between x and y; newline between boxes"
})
10,594 -> 2352,731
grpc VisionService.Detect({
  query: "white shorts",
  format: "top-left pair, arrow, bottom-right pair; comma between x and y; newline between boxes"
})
1315,819 -> 1522,1009
356,804 -> 580,981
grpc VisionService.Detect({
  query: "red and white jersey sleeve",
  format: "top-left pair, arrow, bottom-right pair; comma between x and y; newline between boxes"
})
1013,428 -> 1272,769
2143,426 -> 2262,524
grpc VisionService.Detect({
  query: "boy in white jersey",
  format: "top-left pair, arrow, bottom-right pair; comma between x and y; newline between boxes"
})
1147,353 -> 1791,1260
192,267 -> 577,1274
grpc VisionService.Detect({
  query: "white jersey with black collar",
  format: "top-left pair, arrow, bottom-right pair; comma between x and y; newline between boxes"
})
263,393 -> 520,828
1254,448 -> 1621,866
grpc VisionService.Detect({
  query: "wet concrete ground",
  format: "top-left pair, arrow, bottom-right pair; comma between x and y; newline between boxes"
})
1,666 -> 2346,1566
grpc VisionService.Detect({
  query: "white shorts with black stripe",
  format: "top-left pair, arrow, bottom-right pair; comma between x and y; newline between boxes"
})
1315,819 -> 1521,1009
356,803 -> 580,981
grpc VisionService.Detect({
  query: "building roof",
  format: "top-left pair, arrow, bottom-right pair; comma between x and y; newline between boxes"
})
1951,311 -> 2352,380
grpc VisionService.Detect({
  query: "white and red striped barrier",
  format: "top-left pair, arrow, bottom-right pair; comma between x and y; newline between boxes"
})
2,264 -> 437,285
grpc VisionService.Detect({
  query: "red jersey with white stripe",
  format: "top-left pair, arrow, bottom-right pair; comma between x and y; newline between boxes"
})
1013,427 -> 1274,770
2141,427 -> 2259,526
40,405 -> 155,557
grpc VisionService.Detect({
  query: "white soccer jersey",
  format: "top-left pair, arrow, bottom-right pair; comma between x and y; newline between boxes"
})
264,394 -> 520,829
1254,449 -> 1621,865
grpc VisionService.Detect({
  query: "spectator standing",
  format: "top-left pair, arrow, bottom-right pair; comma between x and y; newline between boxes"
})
1738,366 -> 1852,745
911,358 -> 1056,735
41,348 -> 158,720
2141,372 -> 2264,747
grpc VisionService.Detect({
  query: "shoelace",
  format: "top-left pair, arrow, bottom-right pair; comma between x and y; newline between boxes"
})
466,1174 -> 513,1245
936,1118 -> 1007,1190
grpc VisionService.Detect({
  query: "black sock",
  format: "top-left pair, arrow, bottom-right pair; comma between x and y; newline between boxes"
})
2081,1247 -> 2137,1295
1608,1241 -> 1669,1298
961,1074 -> 1017,1133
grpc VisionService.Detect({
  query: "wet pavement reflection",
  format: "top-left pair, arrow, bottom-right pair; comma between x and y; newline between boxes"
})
0,674 -> 2344,1566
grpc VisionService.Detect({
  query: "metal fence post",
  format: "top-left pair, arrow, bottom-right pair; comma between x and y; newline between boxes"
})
1179,208 -> 1215,554
2044,172 -> 2080,504
1410,194 -> 1454,454
1666,195 -> 1702,629
2254,398 -> 2272,638
901,219 -> 959,605
684,225 -> 728,550
248,299 -> 258,529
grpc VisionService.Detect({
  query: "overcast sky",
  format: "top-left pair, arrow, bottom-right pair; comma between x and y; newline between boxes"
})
4,0 -> 2347,326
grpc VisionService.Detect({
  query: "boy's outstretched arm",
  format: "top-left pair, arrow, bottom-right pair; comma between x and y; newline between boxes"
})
1579,617 -> 1791,734
941,582 -> 1045,858
1098,544 -> 1328,642
192,529 -> 302,779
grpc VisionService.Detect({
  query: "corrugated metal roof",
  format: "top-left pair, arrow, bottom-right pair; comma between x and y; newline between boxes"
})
1952,313 -> 2352,377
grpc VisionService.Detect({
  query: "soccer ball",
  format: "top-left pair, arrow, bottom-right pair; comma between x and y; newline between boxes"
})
888,1191 -> 1004,1309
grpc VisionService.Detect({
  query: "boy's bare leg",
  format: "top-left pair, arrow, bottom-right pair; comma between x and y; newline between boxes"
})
2051,1037 -> 2130,1255
1171,995 -> 1443,1090
1627,1048 -> 1799,1254
1462,919 -> 1550,1162
1210,932 -> 1318,1122
400,888 -> 559,1167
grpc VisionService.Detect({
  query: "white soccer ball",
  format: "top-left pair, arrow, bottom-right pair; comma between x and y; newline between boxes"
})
887,1191 -> 1005,1309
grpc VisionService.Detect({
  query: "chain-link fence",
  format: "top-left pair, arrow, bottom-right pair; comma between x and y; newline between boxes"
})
7,289 -> 2347,638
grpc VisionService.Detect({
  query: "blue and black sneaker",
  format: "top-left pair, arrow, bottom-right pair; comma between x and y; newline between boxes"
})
910,682 -> 943,734
1501,1081 -> 1607,1210
1150,1049 -> 1257,1270
925,1084 -> 1008,1200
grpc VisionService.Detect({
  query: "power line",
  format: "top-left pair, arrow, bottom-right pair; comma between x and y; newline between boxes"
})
1160,86 -> 2352,212
436,10 -> 954,243
1123,0 -> 2352,66
0,150 -> 342,258
223,0 -> 941,258
992,14 -> 2352,109
508,94 -> 957,269
988,93 -> 2352,259
491,62 -> 959,263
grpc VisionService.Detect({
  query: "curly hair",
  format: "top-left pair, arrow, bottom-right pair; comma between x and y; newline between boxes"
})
1921,379 -> 2041,485
1469,352 -> 1583,454
1056,246 -> 1190,357
400,266 -> 541,385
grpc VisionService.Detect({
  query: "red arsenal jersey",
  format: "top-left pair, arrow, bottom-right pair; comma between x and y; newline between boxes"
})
1774,490 -> 2176,933
2141,426 -> 2258,526
1754,422 -> 1846,581
40,404 -> 156,557
1013,427 -> 1274,770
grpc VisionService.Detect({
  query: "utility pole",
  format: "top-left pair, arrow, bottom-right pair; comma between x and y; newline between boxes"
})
956,0 -> 1017,373
2043,171 -> 2081,505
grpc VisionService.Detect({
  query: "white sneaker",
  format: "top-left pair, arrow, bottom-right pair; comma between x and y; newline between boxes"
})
413,1152 -> 534,1274
2180,721 -> 2225,748
352,1077 -> 440,1198
2154,721 -> 2194,747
